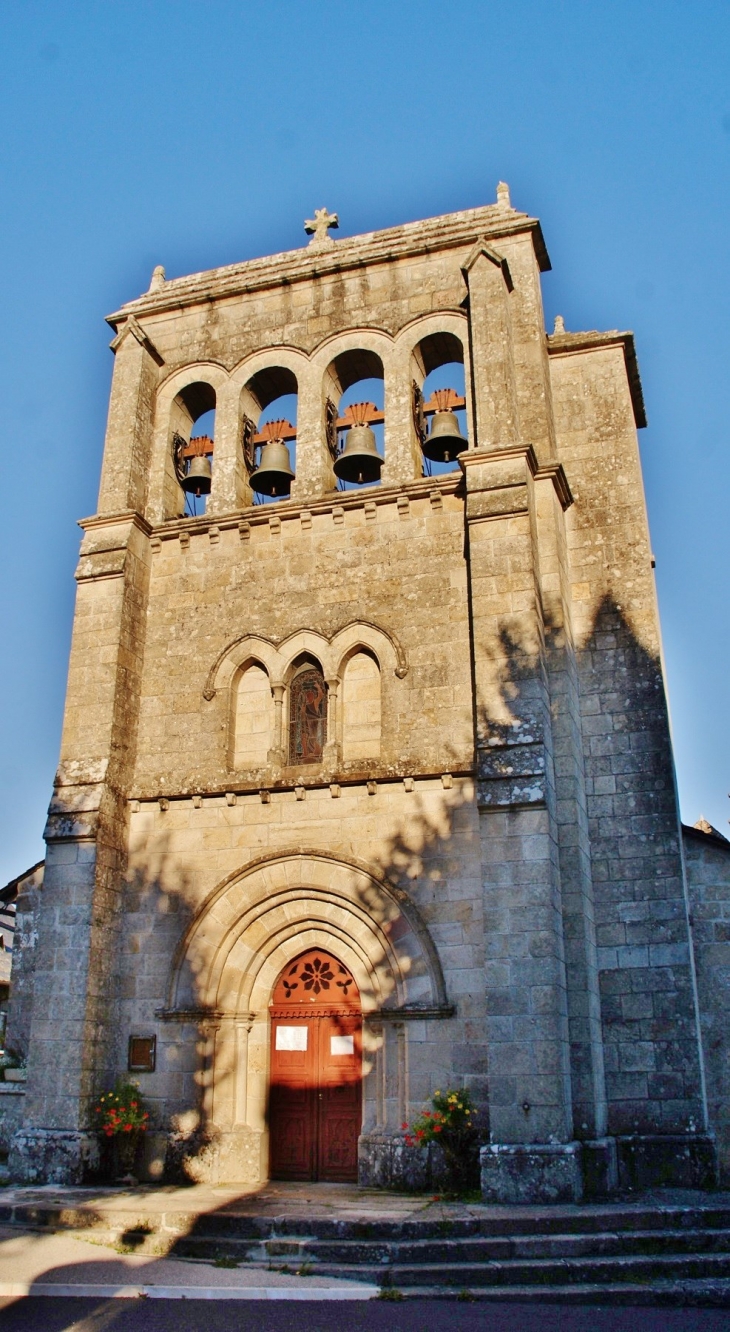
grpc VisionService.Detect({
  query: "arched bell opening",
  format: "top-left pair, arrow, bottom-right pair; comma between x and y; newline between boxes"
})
241,366 -> 298,503
171,381 -> 217,517
286,654 -> 328,767
324,349 -> 385,491
411,332 -> 468,477
268,947 -> 362,1182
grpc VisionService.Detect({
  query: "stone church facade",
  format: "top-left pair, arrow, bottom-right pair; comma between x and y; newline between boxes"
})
6,186 -> 726,1199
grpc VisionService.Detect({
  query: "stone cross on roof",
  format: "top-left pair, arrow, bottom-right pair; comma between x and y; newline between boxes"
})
304,207 -> 339,247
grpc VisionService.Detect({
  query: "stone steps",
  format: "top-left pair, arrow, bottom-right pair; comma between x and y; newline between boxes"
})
4,1194 -> 730,1303
4,1198 -> 730,1240
311,1253 -> 730,1287
169,1226 -> 730,1263
372,1283 -> 730,1306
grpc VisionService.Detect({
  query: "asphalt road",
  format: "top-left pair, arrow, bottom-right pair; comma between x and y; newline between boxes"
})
0,1299 -> 729,1332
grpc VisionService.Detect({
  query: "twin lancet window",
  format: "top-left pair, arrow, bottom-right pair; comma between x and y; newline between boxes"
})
232,654 -> 381,772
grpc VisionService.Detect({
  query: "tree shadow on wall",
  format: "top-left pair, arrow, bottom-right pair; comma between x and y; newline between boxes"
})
32,591 -> 693,1207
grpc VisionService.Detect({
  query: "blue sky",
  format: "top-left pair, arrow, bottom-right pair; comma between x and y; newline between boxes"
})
1,1 -> 728,882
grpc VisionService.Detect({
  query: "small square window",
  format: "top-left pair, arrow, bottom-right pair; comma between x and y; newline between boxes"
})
128,1035 -> 156,1073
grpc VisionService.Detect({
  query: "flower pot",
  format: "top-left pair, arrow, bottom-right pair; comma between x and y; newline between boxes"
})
112,1131 -> 140,1179
4,1068 -> 26,1083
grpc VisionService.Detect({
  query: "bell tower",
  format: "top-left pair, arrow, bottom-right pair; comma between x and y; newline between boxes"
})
9,186 -> 716,1198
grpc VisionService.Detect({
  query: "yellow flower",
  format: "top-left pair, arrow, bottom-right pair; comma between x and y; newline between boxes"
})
434,1090 -> 441,1097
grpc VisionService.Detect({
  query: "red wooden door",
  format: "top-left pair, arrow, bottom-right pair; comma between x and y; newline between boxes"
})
269,950 -> 362,1182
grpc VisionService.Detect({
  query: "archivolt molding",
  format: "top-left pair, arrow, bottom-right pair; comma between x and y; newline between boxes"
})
155,360 -> 231,410
227,345 -> 310,394
203,619 -> 408,700
167,849 -> 448,1018
393,310 -> 469,358
308,326 -> 395,368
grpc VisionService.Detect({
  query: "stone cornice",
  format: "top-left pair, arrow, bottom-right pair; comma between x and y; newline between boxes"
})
534,460 -> 574,510
106,206 -> 550,329
460,445 -> 573,516
145,470 -> 464,544
78,511 -> 152,536
129,769 -> 474,804
547,328 -> 647,429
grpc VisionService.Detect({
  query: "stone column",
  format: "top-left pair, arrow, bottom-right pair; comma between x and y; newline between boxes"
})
268,684 -> 285,768
323,675 -> 340,767
461,241 -> 519,451
291,368 -> 335,503
207,384 -> 252,515
97,317 -> 163,516
460,243 -> 584,1201
381,345 -> 423,489
462,448 -> 579,1203
532,471 -> 609,1159
10,512 -> 153,1183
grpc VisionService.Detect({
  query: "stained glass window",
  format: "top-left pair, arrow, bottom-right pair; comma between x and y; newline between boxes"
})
288,667 -> 327,764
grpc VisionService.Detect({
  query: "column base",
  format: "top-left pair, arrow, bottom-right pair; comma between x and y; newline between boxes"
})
9,1129 -> 99,1185
358,1133 -> 430,1191
581,1137 -> 619,1198
481,1141 -> 583,1204
615,1134 -> 718,1191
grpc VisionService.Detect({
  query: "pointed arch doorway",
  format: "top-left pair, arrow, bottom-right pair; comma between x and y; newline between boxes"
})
269,948 -> 362,1181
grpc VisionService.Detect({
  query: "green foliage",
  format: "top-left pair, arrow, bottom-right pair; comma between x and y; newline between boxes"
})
402,1087 -> 480,1193
93,1079 -> 149,1138
402,1086 -> 477,1147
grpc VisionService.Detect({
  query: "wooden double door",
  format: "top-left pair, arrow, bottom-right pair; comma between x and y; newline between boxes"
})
269,949 -> 362,1182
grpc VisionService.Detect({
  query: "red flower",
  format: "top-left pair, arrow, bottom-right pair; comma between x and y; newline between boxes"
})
401,1122 -> 408,1130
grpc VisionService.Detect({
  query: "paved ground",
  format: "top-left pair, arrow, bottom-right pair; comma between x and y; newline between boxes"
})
1,1298 -> 730,1331
2,1179 -> 728,1228
0,1224 -> 376,1301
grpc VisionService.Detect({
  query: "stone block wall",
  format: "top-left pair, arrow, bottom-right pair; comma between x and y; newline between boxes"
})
549,337 -> 705,1140
683,823 -> 730,1180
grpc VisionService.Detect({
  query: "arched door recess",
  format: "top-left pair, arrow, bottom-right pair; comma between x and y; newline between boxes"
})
269,948 -> 362,1182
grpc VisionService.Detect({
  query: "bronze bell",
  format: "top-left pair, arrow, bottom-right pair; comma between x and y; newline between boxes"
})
423,410 -> 467,463
250,439 -> 295,497
182,454 -> 212,495
333,424 -> 383,485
